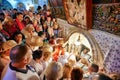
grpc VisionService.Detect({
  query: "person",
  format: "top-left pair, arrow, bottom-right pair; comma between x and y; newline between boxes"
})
84,63 -> 99,80
0,21 -> 7,44
10,31 -> 25,45
77,44 -> 92,63
49,36 -> 57,47
42,4 -> 47,16
60,63 -> 72,80
21,24 -> 37,38
1,44 -> 40,80
38,31 -> 46,42
26,36 -> 43,51
2,16 -> 18,37
0,12 -> 5,22
53,38 -> 65,61
14,12 -> 25,31
40,61 -> 63,80
0,16 -> 12,43
96,73 -> 113,80
0,40 -> 17,66
11,8 -> 18,19
45,16 -> 54,38
42,44 -> 53,67
23,16 -> 32,26
53,18 -> 59,38
71,67 -> 83,80
37,6 -> 42,14
58,52 -> 69,65
29,50 -> 45,76
81,46 -> 91,60
0,40 -> 17,78
53,44 -> 65,62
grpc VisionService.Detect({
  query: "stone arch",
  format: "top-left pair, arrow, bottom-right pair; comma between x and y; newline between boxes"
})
63,28 -> 104,67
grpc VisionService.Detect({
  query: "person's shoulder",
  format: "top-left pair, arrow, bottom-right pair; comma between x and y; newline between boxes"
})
2,64 -> 17,80
27,65 -> 36,72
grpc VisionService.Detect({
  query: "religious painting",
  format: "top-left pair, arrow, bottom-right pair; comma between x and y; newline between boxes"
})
63,0 -> 88,29
93,3 -> 120,36
48,0 -> 66,19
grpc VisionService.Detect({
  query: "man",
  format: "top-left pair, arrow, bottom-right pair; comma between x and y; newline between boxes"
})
14,12 -> 25,31
84,63 -> 99,80
1,44 -> 39,80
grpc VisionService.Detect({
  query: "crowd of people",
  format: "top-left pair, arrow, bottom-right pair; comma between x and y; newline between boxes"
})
0,4 -> 120,80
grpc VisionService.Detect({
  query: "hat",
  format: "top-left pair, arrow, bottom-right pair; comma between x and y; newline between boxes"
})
26,36 -> 43,47
2,40 -> 17,52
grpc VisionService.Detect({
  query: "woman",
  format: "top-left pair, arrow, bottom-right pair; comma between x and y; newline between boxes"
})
0,40 -> 17,76
40,61 -> 63,80
10,31 -> 25,45
3,16 -> 18,37
21,24 -> 37,38
0,19 -> 10,43
60,63 -> 72,80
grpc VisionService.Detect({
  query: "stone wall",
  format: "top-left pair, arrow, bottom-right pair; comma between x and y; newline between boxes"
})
89,29 -> 120,74
57,18 -> 104,66
58,18 -> 120,73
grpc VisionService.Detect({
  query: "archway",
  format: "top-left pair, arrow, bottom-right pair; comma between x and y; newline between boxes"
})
63,28 -> 104,67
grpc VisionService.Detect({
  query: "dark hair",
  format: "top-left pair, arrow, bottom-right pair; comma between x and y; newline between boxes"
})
11,31 -> 25,41
71,67 -> 83,80
37,6 -> 41,10
43,4 -> 46,7
10,44 -> 29,63
15,12 -> 23,18
13,8 -> 18,11
32,50 -> 43,60
98,73 -> 112,80
91,63 -> 99,72
0,12 -> 5,22
81,44 -> 90,52
38,31 -> 44,37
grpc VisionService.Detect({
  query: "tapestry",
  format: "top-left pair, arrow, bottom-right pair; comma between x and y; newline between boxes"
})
63,0 -> 87,29
93,3 -> 120,36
